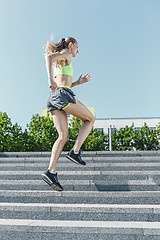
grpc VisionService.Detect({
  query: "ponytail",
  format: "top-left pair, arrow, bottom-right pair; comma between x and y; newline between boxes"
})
44,36 -> 77,56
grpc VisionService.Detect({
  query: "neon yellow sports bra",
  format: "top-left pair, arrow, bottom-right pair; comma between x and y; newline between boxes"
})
54,63 -> 73,77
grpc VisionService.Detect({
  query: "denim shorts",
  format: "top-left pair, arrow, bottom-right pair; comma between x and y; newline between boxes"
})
47,86 -> 76,112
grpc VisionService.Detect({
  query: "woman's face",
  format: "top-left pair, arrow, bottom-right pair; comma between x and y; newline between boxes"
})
71,42 -> 79,57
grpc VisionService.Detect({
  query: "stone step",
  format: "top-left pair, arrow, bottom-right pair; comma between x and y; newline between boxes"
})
1,179 -> 160,191
1,150 -> 160,158
1,232 -> 159,240
3,162 -> 160,166
1,190 -> 160,204
0,170 -> 159,181
2,179 -> 160,185
0,232 -> 138,240
1,155 -> 160,163
0,163 -> 160,172
1,203 -> 160,222
2,162 -> 160,167
1,202 -> 160,213
0,219 -> 160,240
1,151 -> 160,240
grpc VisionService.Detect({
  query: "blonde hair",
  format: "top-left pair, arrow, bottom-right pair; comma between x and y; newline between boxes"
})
44,37 -> 77,56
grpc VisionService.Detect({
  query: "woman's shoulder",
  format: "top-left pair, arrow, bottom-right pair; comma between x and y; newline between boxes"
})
46,49 -> 72,65
60,49 -> 72,60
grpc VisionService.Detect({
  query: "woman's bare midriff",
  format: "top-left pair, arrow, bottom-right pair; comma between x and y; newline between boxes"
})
54,75 -> 72,88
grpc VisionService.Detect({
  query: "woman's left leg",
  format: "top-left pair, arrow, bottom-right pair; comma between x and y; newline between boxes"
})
63,99 -> 95,152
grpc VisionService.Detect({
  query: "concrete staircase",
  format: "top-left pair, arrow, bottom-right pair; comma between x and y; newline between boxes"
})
0,151 -> 160,240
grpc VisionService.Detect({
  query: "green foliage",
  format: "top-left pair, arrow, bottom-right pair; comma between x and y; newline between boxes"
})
0,112 -> 12,152
133,123 -> 159,150
26,114 -> 58,151
111,123 -> 159,151
0,112 -> 160,152
0,112 -> 58,152
156,122 -> 160,140
0,112 -> 29,151
83,128 -> 109,151
112,124 -> 135,151
9,123 -> 25,152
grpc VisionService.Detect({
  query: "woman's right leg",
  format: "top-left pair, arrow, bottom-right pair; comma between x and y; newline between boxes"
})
48,110 -> 69,173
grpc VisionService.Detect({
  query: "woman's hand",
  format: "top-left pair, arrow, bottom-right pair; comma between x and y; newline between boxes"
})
78,73 -> 91,85
49,80 -> 58,91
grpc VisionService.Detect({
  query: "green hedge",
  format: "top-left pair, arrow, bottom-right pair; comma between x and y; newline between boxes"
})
111,123 -> 160,151
0,112 -> 108,152
0,112 -> 160,152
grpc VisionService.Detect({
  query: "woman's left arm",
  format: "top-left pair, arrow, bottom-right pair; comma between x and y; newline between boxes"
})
71,73 -> 91,88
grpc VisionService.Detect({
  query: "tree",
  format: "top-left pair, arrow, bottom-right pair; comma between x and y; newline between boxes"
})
0,112 -> 26,152
1,111 -> 160,152
0,112 -> 12,151
111,124 -> 135,151
133,123 -> 159,150
26,114 -> 58,151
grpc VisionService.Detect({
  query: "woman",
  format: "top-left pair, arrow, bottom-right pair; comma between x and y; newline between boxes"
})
42,37 -> 95,191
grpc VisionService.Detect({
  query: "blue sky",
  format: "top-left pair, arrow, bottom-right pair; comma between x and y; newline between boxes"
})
0,0 -> 160,129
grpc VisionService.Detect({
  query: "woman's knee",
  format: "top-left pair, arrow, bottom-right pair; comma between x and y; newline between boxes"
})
58,132 -> 69,143
85,113 -> 95,125
91,114 -> 95,123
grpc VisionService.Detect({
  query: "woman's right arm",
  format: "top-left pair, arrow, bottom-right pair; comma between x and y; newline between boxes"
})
45,55 -> 58,91
45,50 -> 72,90
45,52 -> 63,90
45,55 -> 54,84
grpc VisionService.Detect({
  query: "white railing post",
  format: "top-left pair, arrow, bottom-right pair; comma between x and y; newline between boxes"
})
109,118 -> 112,151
